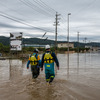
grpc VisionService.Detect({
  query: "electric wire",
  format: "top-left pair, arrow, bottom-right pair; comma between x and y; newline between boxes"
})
73,0 -> 97,17
0,0 -> 57,38
19,0 -> 50,16
31,0 -> 55,16
38,0 -> 56,12
0,12 -> 54,32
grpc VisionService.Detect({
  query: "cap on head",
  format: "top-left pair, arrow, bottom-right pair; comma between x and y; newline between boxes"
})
45,45 -> 50,50
34,48 -> 39,53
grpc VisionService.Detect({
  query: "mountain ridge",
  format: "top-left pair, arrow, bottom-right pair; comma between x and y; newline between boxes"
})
0,36 -> 100,47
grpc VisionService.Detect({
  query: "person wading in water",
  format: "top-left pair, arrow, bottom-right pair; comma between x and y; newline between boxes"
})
41,45 -> 59,85
27,48 -> 41,79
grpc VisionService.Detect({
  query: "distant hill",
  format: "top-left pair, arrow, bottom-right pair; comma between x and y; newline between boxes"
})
0,36 -> 100,47
0,36 -> 55,46
23,38 -> 55,45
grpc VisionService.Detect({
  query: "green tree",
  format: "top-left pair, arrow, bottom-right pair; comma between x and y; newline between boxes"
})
0,43 -> 4,52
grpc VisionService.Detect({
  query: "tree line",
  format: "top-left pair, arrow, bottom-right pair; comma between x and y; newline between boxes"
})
0,42 -> 90,54
0,36 -> 100,47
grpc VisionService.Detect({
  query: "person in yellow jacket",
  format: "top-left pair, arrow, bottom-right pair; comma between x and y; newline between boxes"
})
27,48 -> 41,79
41,45 -> 59,85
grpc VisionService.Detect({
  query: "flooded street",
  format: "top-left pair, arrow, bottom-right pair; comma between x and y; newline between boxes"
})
0,53 -> 100,100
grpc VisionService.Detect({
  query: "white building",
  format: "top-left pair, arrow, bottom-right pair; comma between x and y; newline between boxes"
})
57,42 -> 74,48
23,44 -> 45,48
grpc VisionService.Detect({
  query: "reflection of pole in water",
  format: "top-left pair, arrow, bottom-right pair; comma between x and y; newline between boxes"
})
67,63 -> 69,79
9,59 -> 11,80
77,53 -> 79,74
84,52 -> 87,71
89,50 -> 92,66
83,37 -> 87,71
55,53 -> 58,75
67,53 -> 69,79
8,59 -> 23,80
85,37 -> 87,71
77,32 -> 79,74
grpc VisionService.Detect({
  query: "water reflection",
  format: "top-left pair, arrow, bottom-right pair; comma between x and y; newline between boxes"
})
0,59 -> 30,83
0,60 -> 10,82
0,53 -> 100,83
1,53 -> 100,100
9,60 -> 23,80
77,52 -> 79,74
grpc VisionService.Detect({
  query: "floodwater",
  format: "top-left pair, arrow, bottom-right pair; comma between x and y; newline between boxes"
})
0,53 -> 100,100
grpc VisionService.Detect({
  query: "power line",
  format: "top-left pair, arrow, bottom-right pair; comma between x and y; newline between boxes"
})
19,0 -> 49,16
32,0 -> 55,15
72,0 -> 97,17
0,12 -> 53,32
19,0 -> 54,17
0,0 -> 56,37
38,0 -> 56,12
0,0 -> 72,39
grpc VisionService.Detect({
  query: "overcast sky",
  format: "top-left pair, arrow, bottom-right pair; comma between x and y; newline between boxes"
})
0,0 -> 100,42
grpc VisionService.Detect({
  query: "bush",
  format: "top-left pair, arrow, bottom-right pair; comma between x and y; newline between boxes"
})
0,43 -> 10,53
3,46 -> 10,53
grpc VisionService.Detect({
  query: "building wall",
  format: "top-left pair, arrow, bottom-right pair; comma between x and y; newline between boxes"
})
92,47 -> 100,51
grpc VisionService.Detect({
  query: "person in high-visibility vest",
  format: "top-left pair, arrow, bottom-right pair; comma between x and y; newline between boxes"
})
27,48 -> 41,79
41,45 -> 59,85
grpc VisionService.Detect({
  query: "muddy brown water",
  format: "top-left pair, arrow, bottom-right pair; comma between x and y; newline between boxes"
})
0,53 -> 100,100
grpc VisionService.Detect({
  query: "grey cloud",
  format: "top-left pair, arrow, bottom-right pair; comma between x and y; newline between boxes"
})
0,0 -> 100,42
0,22 -> 34,29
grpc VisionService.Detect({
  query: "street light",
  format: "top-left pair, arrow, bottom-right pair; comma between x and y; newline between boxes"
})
67,13 -> 71,47
67,13 -> 71,76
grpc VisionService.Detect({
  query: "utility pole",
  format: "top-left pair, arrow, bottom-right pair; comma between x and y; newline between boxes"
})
54,12 -> 60,53
54,12 -> 60,75
67,13 -> 71,77
84,37 -> 87,46
77,32 -> 79,53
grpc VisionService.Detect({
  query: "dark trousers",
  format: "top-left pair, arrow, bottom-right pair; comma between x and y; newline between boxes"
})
31,65 -> 40,79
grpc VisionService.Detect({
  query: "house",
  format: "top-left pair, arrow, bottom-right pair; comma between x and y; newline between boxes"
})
57,42 -> 74,48
23,44 -> 45,48
85,45 -> 92,49
92,47 -> 100,52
